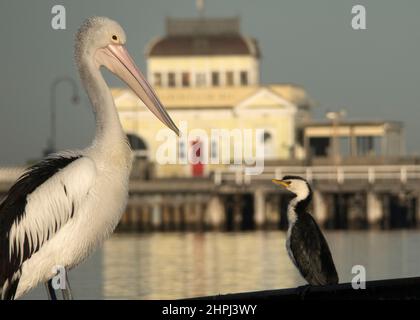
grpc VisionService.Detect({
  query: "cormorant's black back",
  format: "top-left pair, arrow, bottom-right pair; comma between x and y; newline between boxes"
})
289,212 -> 338,285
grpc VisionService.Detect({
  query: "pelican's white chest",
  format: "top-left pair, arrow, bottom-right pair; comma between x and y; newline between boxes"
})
87,142 -> 133,234
63,142 -> 133,266
15,144 -> 133,298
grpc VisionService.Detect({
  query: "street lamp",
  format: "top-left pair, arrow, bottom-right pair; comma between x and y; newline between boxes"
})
44,76 -> 80,156
326,109 -> 346,226
326,110 -> 346,166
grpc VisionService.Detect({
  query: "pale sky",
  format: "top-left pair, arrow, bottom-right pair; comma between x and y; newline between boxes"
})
0,0 -> 419,164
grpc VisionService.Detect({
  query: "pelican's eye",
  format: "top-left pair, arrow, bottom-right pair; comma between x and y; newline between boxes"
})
112,35 -> 118,41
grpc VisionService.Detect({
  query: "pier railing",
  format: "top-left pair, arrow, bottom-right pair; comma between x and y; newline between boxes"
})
213,165 -> 420,185
2,165 -> 420,187
0,167 -> 24,183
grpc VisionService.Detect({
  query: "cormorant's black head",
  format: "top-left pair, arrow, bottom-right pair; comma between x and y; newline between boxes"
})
272,175 -> 312,201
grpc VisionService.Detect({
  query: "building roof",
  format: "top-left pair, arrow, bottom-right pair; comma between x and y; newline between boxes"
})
112,84 -> 311,110
147,35 -> 259,57
146,17 -> 260,58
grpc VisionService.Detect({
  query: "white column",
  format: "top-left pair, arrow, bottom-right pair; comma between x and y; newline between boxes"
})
194,200 -> 202,228
265,197 -> 276,225
130,206 -> 139,227
313,190 -> 328,226
151,196 -> 162,229
205,195 -> 225,229
173,205 -> 181,228
367,191 -> 383,226
416,194 -> 420,227
254,188 -> 266,228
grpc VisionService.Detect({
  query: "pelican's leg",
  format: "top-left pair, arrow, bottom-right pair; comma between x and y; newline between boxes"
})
61,268 -> 73,300
297,284 -> 311,300
45,279 -> 57,300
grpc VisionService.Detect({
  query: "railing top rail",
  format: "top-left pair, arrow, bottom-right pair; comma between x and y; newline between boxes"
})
262,165 -> 420,171
216,164 -> 420,185
2,165 -> 420,185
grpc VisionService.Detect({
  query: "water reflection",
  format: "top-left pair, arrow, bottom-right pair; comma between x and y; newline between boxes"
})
23,230 -> 420,300
102,232 -> 301,299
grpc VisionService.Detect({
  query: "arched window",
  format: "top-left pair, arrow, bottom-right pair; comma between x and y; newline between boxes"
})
263,131 -> 272,143
258,130 -> 275,159
127,134 -> 148,158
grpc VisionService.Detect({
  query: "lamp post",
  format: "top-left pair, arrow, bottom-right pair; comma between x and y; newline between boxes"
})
44,76 -> 80,156
326,110 -> 346,166
326,109 -> 346,228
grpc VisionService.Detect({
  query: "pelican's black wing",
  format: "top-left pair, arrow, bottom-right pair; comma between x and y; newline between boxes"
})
289,213 -> 338,285
0,155 -> 85,299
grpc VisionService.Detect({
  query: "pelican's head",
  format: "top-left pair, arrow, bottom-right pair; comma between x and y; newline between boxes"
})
75,16 -> 179,135
272,175 -> 311,200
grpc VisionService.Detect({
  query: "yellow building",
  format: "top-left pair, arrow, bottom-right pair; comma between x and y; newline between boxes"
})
113,17 -> 312,178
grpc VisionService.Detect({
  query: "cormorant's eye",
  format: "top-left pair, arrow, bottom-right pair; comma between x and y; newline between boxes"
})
112,35 -> 118,41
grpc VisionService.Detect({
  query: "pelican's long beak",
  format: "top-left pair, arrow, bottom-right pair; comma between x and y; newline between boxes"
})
102,44 -> 179,136
272,179 -> 290,188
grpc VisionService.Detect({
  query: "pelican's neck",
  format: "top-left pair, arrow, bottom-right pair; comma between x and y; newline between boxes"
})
79,60 -> 125,150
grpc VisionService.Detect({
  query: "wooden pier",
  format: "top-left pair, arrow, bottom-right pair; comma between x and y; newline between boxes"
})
1,164 -> 420,231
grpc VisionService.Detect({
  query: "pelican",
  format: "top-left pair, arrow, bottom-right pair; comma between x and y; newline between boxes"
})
0,16 -> 179,300
272,176 -> 338,287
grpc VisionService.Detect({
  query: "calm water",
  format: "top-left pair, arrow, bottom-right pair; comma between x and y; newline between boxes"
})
23,230 -> 420,300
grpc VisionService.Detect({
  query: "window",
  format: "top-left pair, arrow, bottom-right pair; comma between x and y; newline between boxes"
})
240,71 -> 248,86
196,73 -> 206,87
179,140 -> 187,163
127,134 -> 148,159
309,137 -> 330,157
153,73 -> 162,87
211,72 -> 220,87
127,134 -> 147,151
182,72 -> 190,87
211,138 -> 219,162
168,72 -> 176,87
261,130 -> 275,159
339,137 -> 351,157
263,131 -> 272,144
356,136 -> 375,156
226,71 -> 234,86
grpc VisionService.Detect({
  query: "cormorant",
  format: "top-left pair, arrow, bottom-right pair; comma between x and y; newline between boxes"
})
272,176 -> 339,286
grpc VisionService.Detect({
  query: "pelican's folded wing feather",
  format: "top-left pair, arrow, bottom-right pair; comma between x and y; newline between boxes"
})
0,154 -> 96,299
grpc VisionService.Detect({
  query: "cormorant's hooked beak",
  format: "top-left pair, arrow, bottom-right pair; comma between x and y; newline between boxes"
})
98,44 -> 179,136
272,179 -> 290,188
